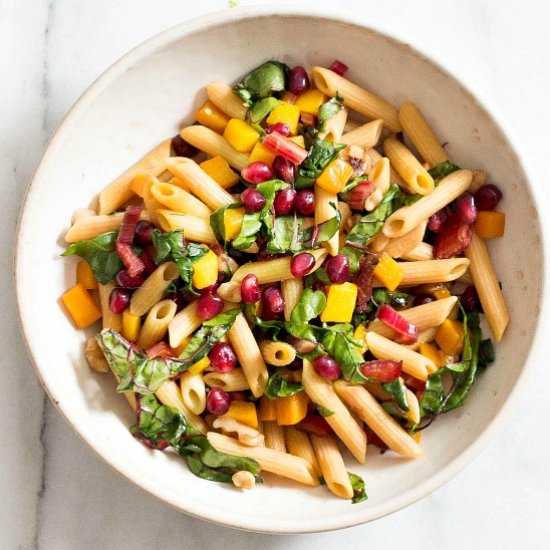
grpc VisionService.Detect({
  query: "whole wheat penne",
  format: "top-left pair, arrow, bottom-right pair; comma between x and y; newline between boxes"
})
401,242 -> 434,261
156,210 -> 218,244
150,181 -> 212,219
302,360 -> 366,463
207,432 -> 319,486
364,157 -> 391,211
403,327 -> 439,352
65,211 -> 151,242
137,299 -> 177,350
98,282 -> 122,332
457,269 -> 474,286
168,301 -> 202,348
98,139 -> 171,215
206,82 -> 248,119
263,420 -> 287,452
334,382 -> 420,457
314,184 -> 340,255
405,388 -> 421,424
343,118 -> 362,133
367,147 -> 408,189
203,368 -> 250,392
372,258 -> 470,286
179,371 -> 207,415
383,169 -> 473,238
319,107 -> 348,142
341,119 -> 384,149
259,341 -> 296,367
284,426 -> 322,477
282,278 -> 303,322
465,234 -> 510,341
311,67 -> 401,132
129,262 -> 179,317
382,221 -> 427,258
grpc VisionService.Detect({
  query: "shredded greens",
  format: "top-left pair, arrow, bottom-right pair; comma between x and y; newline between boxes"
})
234,61 -> 289,107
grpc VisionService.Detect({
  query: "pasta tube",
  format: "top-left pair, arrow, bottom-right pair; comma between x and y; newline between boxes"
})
372,258 -> 470,286
340,119 -> 384,149
129,262 -> 179,317
206,82 -> 248,119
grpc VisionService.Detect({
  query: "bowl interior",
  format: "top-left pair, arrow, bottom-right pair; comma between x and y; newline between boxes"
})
16,10 -> 544,533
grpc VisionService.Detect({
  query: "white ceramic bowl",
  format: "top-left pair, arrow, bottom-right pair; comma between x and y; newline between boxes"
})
15,5 -> 549,533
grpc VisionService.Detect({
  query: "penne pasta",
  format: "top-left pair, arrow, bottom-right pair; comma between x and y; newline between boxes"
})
364,157 -> 391,211
65,211 -> 151,243
130,262 -> 179,317
401,242 -> 434,261
150,181 -> 212,219
319,107 -> 348,142
168,301 -> 202,349
282,278 -> 304,322
340,119 -> 384,149
206,82 -> 248,120
284,426 -> 322,477
98,282 -> 122,332
156,209 -> 218,244
382,221 -> 427,258
314,183 -> 340,256
179,371 -> 207,415
203,368 -> 250,392
263,420 -> 287,452
137,299 -> 177,350
259,340 -> 296,367
372,258 -> 470,286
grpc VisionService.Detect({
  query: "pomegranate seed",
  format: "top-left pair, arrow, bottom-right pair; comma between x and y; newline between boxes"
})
274,188 -> 297,215
272,155 -> 295,184
360,360 -> 402,382
200,283 -> 220,295
313,355 -> 341,381
140,247 -> 157,275
326,254 -> 350,284
196,292 -> 223,320
288,66 -> 310,95
329,60 -> 349,76
230,391 -> 247,401
134,220 -> 155,246
474,184 -> 503,211
241,273 -> 260,303
433,213 -> 474,259
413,293 -> 435,306
456,193 -> 478,224
109,287 -> 132,314
206,387 -> 231,415
209,342 -> 237,373
241,188 -> 266,213
312,281 -> 327,294
241,161 -> 273,184
266,123 -> 290,137
295,189 -> 315,215
171,134 -> 198,157
460,285 -> 480,312
261,286 -> 284,319
115,269 -> 145,288
428,209 -> 447,233
347,182 -> 375,210
401,373 -> 426,393
117,205 -> 142,245
291,253 -> 316,277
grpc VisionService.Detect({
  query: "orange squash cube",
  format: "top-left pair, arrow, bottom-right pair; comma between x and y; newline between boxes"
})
435,319 -> 465,356
373,254 -> 404,291
258,396 -> 278,421
195,100 -> 230,134
248,141 -> 277,166
266,102 -> 301,135
419,342 -> 446,368
294,89 -> 328,115
276,392 -> 309,425
221,400 -> 258,429
320,282 -> 358,323
61,284 -> 102,329
475,211 -> 505,239
223,118 -> 260,153
199,156 -> 239,189
223,207 -> 245,240
76,260 -> 97,290
316,158 -> 354,194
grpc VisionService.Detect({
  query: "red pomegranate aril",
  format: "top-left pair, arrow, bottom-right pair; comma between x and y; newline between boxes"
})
196,292 -> 223,320
266,123 -> 290,137
360,359 -> 402,382
206,387 -> 231,415
230,391 -> 247,402
164,292 -> 185,311
291,253 -> 316,277
272,155 -> 295,184
209,342 -> 237,373
171,134 -> 198,158
241,188 -> 266,213
200,283 -> 219,295
326,254 -> 350,284
274,188 -> 297,215
347,182 -> 375,210
117,205 -> 142,245
313,355 -> 341,381
241,273 -> 260,304
241,161 -> 273,184
413,293 -> 435,307
261,286 -> 285,318
109,287 -> 132,314
329,60 -> 349,76
456,193 -> 478,224
288,66 -> 310,95
428,209 -> 447,233
134,220 -> 155,246
377,303 -> 419,344
295,189 -> 315,215
433,213 -> 474,259
460,285 -> 480,312
474,184 -> 503,211
140,247 -> 157,275
115,269 -> 145,289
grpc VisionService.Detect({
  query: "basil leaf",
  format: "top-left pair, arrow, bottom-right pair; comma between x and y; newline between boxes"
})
62,231 -> 122,284
317,405 -> 335,417
248,97 -> 279,123
210,203 -> 243,244
266,216 -> 296,253
318,93 -> 344,131
381,401 -> 410,422
234,61 -> 289,107
264,370 -> 304,400
392,191 -> 422,209
429,161 -> 460,181
295,138 -> 346,189
348,472 -> 368,504
371,289 -> 410,309
381,379 -> 410,412
232,213 -> 263,250
290,288 -> 326,326
322,328 -> 365,383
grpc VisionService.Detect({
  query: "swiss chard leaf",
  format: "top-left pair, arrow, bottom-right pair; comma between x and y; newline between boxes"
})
381,379 -> 410,412
318,94 -> 344,131
317,405 -> 335,417
234,61 -> 289,107
348,472 -> 368,504
210,203 -> 243,244
429,161 -> 460,181
322,326 -> 366,383
371,289 -> 410,309
290,288 -> 327,326
248,97 -> 279,123
295,138 -> 346,189
62,231 -> 122,284
264,370 -> 304,400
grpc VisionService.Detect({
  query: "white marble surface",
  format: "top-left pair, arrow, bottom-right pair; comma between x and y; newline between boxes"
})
2,0 -> 550,548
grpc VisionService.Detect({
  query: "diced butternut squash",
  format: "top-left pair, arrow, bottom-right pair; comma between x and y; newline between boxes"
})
276,391 -> 309,425
191,248 -> 218,289
288,135 -> 305,148
258,396 -> 278,421
76,260 -> 97,290
248,141 -> 277,166
435,319 -> 465,356
433,286 -> 452,300
373,254 -> 404,291
195,100 -> 230,134
320,282 -> 358,323
122,311 -> 141,342
200,156 -> 239,189
266,102 -> 301,135
188,355 -> 211,375
353,324 -> 369,355
316,158 -> 354,194
294,89 -> 328,115
61,284 -> 102,329
223,118 -> 260,153
221,400 -> 258,429
419,342 -> 446,368
475,210 -> 505,238
223,207 -> 245,240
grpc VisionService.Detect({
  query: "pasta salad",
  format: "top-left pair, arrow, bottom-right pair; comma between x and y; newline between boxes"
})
60,60 -> 508,502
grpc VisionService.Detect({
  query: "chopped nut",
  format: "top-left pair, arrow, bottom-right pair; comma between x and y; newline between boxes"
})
213,417 -> 265,447
232,470 -> 256,490
340,145 -> 370,177
85,337 -> 109,373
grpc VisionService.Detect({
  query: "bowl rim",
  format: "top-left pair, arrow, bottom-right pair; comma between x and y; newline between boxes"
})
14,3 -> 550,534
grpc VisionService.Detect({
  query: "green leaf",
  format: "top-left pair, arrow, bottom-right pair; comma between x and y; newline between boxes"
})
348,472 -> 368,504
248,97 -> 279,123
266,216 -> 296,253
429,161 -> 460,181
381,379 -> 410,411
371,289 -> 410,309
62,231 -> 122,284
317,405 -> 335,417
290,288 -> 327,326
322,328 -> 366,383
392,191 -> 422,209
234,61 -> 289,107
264,370 -> 304,400
341,175 -> 368,195
209,203 -> 243,244
231,213 -> 263,250
479,338 -> 495,365
318,93 -> 344,131
295,138 -> 346,189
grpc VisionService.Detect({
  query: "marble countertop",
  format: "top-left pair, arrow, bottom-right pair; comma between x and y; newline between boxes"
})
2,0 -> 549,548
